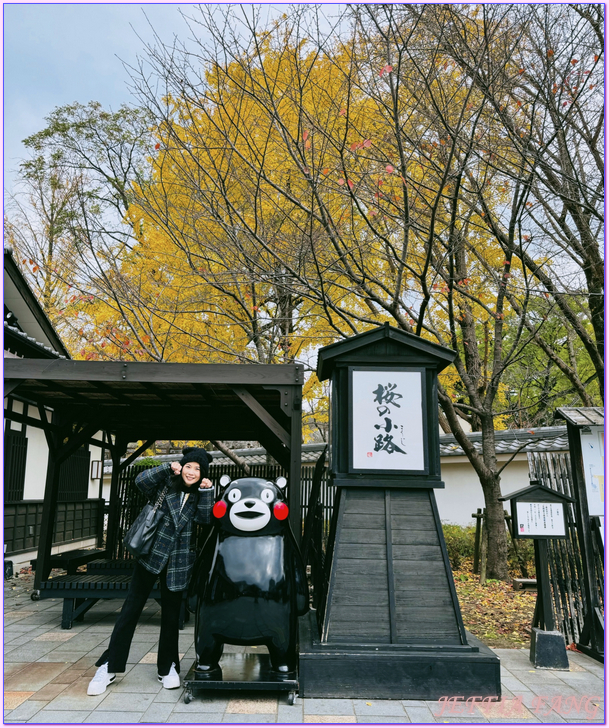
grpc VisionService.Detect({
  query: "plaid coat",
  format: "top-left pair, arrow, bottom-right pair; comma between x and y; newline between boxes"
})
135,463 -> 213,591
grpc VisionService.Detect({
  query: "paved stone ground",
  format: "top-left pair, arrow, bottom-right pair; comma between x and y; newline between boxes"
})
4,572 -> 604,724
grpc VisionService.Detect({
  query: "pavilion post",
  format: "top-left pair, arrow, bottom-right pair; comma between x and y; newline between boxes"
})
33,450 -> 62,591
289,386 -> 302,542
34,419 -> 98,591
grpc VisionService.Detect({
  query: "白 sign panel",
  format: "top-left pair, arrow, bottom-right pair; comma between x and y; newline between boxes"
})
351,369 -> 425,471
516,501 -> 566,537
580,426 -> 604,517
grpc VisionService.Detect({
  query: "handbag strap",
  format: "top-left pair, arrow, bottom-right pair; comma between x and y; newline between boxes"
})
152,484 -> 169,512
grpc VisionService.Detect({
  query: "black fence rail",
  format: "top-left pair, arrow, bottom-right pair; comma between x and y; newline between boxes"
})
528,451 -> 604,645
111,456 -> 335,562
4,498 -> 104,556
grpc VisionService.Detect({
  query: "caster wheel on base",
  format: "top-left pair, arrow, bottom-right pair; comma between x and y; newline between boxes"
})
184,690 -> 193,704
287,691 -> 296,706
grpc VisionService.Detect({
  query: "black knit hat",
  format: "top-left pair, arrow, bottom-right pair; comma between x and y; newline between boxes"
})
179,447 -> 213,477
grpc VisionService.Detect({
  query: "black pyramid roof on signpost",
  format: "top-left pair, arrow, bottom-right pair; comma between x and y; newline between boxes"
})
316,322 -> 456,380
499,482 -> 575,503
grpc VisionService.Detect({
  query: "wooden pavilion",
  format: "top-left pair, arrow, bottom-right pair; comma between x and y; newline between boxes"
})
4,359 -> 304,595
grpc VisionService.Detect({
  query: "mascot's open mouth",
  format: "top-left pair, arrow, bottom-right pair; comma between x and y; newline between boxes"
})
229,498 -> 272,532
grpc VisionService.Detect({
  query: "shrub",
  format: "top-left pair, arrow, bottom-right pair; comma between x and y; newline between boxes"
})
137,457 -> 162,468
442,523 -> 476,570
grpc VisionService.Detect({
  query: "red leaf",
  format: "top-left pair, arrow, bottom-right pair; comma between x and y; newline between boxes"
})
385,165 -> 394,174
347,180 -> 354,190
322,168 -> 329,175
154,143 -> 160,150
547,49 -> 554,57
363,139 -> 372,148
339,108 -> 346,116
571,58 -> 578,65
303,130 -> 309,141
338,178 -> 345,186
385,65 -> 393,73
594,54 -> 599,62
32,266 -> 39,273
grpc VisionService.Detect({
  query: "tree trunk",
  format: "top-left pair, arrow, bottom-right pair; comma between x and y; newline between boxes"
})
479,471 -> 509,581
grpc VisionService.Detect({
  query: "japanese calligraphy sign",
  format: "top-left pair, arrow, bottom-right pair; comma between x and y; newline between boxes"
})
515,502 -> 566,538
350,369 -> 425,472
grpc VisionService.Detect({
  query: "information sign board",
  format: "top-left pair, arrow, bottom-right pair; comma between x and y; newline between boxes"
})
516,501 -> 566,538
579,426 -> 604,517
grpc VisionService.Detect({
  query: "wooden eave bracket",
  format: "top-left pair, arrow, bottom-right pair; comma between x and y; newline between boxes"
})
232,386 -> 290,447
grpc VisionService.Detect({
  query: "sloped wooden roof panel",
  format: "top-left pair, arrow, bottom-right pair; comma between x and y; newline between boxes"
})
555,407 -> 604,427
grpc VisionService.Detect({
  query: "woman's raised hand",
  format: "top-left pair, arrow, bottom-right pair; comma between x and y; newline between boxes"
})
170,462 -> 182,475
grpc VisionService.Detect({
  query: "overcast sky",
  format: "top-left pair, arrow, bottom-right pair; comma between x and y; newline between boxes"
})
3,3 -> 205,192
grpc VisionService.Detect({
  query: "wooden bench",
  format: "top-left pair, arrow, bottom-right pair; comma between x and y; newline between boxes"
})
87,558 -> 134,575
30,548 -> 107,576
37,573 -> 189,630
513,578 -> 537,591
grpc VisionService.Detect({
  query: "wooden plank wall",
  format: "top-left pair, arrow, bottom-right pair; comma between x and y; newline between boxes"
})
324,488 -> 462,645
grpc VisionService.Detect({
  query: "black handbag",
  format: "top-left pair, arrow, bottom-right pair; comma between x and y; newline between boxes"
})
124,485 -> 169,559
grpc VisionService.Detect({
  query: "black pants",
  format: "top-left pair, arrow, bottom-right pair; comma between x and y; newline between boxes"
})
96,561 -> 183,676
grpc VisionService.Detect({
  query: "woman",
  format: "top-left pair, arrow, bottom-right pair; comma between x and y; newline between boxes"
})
87,447 -> 214,695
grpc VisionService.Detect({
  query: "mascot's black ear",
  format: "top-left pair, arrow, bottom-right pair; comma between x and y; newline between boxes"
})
182,447 -> 195,456
205,452 -> 213,464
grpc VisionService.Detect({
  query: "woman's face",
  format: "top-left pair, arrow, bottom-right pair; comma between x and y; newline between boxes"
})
181,461 -> 201,487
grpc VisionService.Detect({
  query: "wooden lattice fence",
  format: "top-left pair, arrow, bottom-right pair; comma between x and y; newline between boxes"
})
528,451 -> 604,645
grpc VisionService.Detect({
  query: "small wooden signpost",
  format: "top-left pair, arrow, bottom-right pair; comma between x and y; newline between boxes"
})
299,323 -> 501,699
500,482 -> 574,670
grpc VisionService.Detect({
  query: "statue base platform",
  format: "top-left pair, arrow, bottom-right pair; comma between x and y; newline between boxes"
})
299,611 -> 501,700
183,653 -> 298,705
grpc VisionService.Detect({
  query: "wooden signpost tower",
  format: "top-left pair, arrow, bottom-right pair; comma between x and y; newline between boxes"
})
299,323 -> 501,699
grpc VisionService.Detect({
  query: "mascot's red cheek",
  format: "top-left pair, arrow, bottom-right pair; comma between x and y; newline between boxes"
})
213,501 -> 227,519
274,502 -> 289,520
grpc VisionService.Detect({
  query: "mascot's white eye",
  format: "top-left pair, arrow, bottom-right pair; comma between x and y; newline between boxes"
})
261,489 -> 274,503
227,489 -> 242,503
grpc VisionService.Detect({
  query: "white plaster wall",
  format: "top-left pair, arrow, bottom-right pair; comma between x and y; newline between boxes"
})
21,406 -> 51,501
436,454 -> 537,526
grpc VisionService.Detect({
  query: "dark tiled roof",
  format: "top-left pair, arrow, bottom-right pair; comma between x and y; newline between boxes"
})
4,321 -> 67,359
438,426 -> 568,457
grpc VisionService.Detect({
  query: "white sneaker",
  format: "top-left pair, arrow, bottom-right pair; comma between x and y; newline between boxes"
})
87,662 -> 116,695
158,662 -> 180,689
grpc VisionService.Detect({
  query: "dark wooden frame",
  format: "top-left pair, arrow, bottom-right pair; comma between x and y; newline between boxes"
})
555,408 -> 604,662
